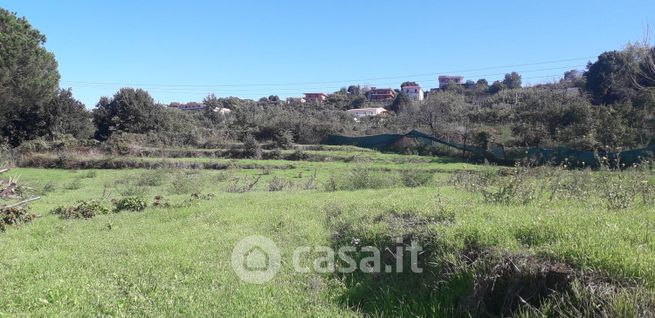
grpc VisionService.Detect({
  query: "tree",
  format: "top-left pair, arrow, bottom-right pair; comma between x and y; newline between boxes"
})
475,79 -> 489,94
242,133 -> 262,159
0,8 -> 60,145
347,85 -> 361,96
92,88 -> 164,140
390,92 -> 411,113
202,94 -> 225,124
502,72 -> 522,89
273,129 -> 294,149
400,81 -> 419,88
584,51 -> 638,105
488,81 -> 506,94
43,88 -> 94,139
268,95 -> 280,104
637,47 -> 655,88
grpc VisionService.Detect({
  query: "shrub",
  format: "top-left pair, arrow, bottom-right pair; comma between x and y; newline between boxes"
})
273,129 -> 294,149
267,176 -> 290,191
243,134 -> 262,159
84,170 -> 97,178
136,170 -> 167,187
324,168 -> 395,191
481,167 -> 537,205
63,178 -> 82,190
286,150 -> 309,161
399,169 -> 433,187
113,197 -> 148,212
51,200 -> 111,219
226,176 -> 262,193
0,206 -> 36,232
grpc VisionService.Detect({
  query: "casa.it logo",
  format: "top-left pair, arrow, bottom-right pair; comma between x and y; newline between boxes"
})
231,235 -> 281,284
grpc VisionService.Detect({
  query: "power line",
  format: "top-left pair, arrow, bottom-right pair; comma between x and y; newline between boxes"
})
60,56 -> 593,89
63,65 -> 583,96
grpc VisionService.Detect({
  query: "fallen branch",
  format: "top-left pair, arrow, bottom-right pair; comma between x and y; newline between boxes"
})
3,196 -> 41,209
0,168 -> 9,174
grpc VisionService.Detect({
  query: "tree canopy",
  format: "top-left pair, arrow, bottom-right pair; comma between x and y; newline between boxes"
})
0,8 -> 60,145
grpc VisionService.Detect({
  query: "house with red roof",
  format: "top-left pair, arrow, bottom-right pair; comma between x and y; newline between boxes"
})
304,93 -> 328,104
367,87 -> 396,102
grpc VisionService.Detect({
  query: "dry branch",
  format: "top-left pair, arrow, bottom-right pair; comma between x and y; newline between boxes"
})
3,196 -> 41,209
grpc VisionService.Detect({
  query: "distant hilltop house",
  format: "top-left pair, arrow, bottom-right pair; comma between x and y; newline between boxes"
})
400,84 -> 424,101
368,87 -> 396,102
438,75 -> 464,89
304,93 -> 328,104
170,102 -> 204,111
347,107 -> 388,119
168,103 -> 231,114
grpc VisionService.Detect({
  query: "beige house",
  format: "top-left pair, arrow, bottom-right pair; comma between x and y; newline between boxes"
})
401,85 -> 424,101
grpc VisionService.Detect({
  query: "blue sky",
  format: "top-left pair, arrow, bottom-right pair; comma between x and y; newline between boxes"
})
2,0 -> 654,107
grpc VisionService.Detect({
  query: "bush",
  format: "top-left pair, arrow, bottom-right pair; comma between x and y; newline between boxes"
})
324,167 -> 396,191
113,197 -> 148,212
273,129 -> 294,149
267,176 -> 290,191
243,134 -> 262,159
0,206 -> 36,232
399,169 -> 433,187
51,200 -> 111,219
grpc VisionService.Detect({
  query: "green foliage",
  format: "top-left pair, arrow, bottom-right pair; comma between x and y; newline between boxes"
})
0,8 -> 60,146
242,134 -> 262,159
488,80 -> 506,94
273,129 -> 294,150
502,72 -> 522,89
112,197 -> 148,212
390,92 -> 412,113
51,200 -> 111,219
43,89 -> 94,139
399,169 -> 433,187
92,88 -> 166,140
584,50 -> 639,105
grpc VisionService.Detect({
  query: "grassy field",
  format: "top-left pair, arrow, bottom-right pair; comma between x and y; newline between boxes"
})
1,147 -> 654,317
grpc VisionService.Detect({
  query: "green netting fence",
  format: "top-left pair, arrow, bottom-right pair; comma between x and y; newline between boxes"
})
325,130 -> 655,167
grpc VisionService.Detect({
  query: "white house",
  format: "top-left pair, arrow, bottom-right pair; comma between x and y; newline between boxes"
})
346,107 -> 388,119
401,85 -> 424,101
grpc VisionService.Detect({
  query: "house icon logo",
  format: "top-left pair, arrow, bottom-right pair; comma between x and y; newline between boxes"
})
231,235 -> 281,284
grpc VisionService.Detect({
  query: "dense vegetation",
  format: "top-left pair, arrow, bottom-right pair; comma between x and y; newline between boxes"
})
2,9 -> 655,154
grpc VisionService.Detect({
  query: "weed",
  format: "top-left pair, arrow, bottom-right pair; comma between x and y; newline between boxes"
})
112,197 -> 148,212
449,170 -> 493,193
84,170 -> 97,178
63,178 -> 82,190
116,184 -> 146,197
226,176 -> 261,193
136,170 -> 167,187
302,170 -> 319,190
399,169 -> 433,187
152,195 -> 170,208
481,166 -> 537,205
42,181 -> 56,194
267,176 -> 290,192
168,174 -> 201,194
